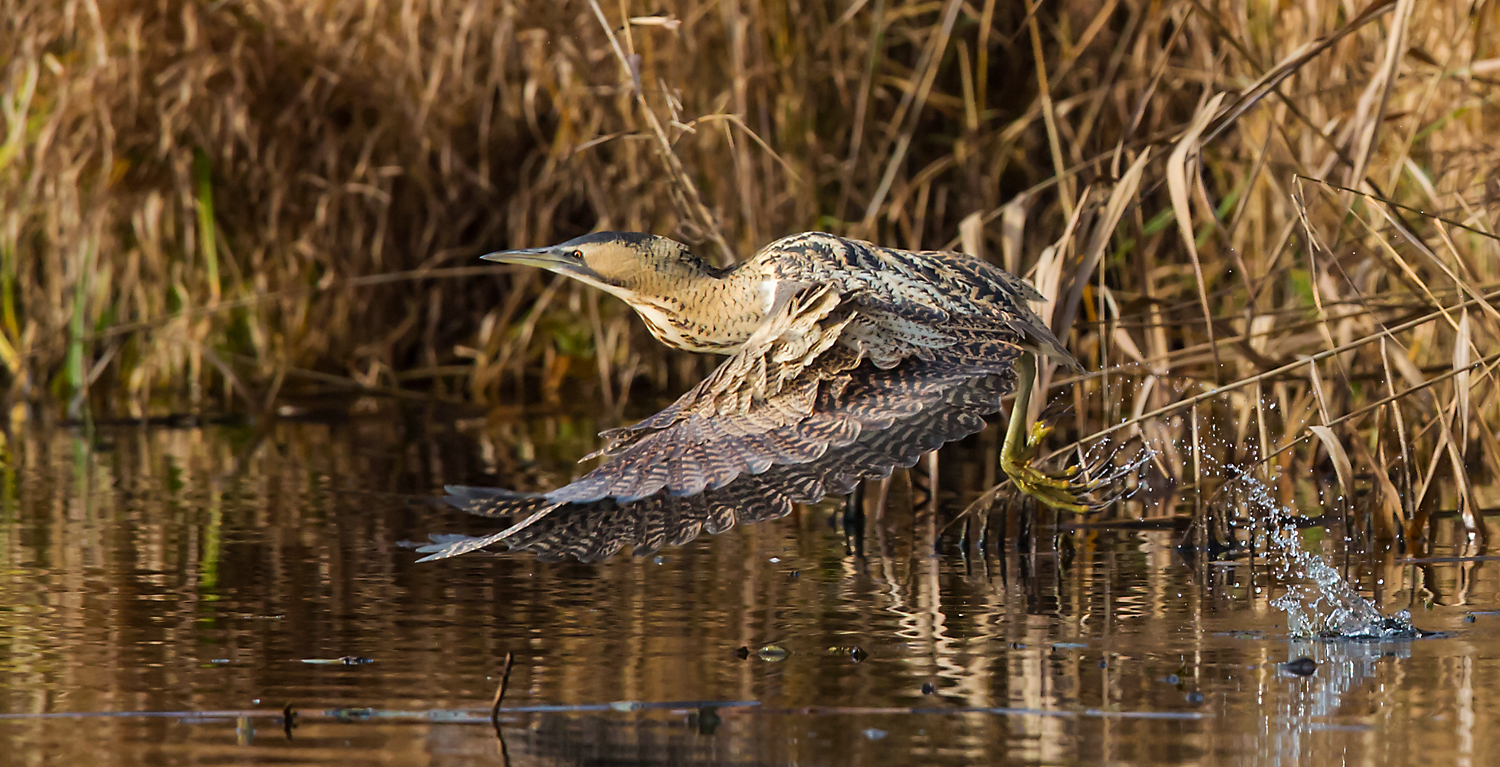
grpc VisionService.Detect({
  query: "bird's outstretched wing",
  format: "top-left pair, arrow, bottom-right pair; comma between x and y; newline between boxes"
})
420,351 -> 1019,562
419,278 -> 1033,562
547,283 -> 860,504
549,277 -> 1041,505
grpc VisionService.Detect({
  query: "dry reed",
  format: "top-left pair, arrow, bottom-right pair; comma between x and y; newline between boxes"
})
1,0 -> 1497,544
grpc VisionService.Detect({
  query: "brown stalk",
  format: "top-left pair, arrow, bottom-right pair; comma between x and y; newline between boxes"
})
1055,288 -> 1500,454
585,0 -> 733,264
858,0 -> 963,234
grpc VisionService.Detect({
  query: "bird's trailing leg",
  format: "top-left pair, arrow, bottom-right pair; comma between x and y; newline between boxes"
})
843,481 -> 866,556
1000,353 -> 1133,513
908,462 -> 934,508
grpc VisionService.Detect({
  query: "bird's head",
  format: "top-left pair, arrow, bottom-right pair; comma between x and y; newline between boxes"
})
481,232 -> 713,302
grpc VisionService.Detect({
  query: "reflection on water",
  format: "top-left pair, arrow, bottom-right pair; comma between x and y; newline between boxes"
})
0,411 -> 1497,766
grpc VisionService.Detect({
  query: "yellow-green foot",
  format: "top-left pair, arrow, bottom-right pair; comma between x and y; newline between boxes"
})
1000,420 -> 1126,513
1000,353 -> 1140,513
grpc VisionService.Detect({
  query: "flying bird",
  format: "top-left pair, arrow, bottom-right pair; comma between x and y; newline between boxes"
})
420,231 -> 1121,562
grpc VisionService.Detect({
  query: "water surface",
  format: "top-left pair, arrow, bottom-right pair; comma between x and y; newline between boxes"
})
0,411 -> 1496,765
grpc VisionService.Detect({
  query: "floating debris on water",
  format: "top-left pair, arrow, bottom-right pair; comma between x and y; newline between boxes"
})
1214,631 -> 1268,640
329,707 -> 377,721
300,656 -> 375,666
733,645 -> 792,662
1281,657 -> 1318,677
689,706 -> 722,735
755,645 -> 790,662
826,646 -> 868,662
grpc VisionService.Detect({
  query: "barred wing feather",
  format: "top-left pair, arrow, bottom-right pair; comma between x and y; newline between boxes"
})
420,345 -> 1021,562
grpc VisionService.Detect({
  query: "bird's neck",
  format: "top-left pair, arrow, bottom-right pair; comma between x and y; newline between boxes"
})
628,264 -> 775,354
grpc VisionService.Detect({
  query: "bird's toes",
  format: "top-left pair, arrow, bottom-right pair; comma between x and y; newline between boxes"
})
1062,445 -> 1150,508
1009,440 -> 1148,513
1025,421 -> 1056,447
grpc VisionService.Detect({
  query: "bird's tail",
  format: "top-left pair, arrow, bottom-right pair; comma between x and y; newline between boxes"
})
440,485 -> 550,518
415,486 -> 562,561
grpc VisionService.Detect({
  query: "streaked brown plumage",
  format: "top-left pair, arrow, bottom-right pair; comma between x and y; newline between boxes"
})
420,231 -> 1110,563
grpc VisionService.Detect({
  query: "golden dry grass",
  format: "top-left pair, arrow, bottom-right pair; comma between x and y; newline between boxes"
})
1,0 -> 1497,543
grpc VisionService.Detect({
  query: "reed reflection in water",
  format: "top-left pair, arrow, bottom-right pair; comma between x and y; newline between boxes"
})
0,412 -> 1496,766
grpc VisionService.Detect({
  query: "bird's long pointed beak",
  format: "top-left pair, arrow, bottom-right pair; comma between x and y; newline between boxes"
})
480,246 -> 597,280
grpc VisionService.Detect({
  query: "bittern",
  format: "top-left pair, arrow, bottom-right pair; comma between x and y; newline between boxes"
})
420,231 -> 1123,563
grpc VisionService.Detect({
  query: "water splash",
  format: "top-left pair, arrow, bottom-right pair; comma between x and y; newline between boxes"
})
1216,471 -> 1419,639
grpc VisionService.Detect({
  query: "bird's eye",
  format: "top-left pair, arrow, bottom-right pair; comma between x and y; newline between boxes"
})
570,250 -> 584,260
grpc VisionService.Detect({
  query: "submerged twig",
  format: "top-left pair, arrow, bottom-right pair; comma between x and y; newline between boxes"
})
490,651 -> 515,731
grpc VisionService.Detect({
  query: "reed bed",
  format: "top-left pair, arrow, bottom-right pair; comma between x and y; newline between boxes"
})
1,0 -> 1496,544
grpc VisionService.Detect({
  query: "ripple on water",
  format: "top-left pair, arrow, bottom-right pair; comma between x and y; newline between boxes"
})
0,421 -> 1495,766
